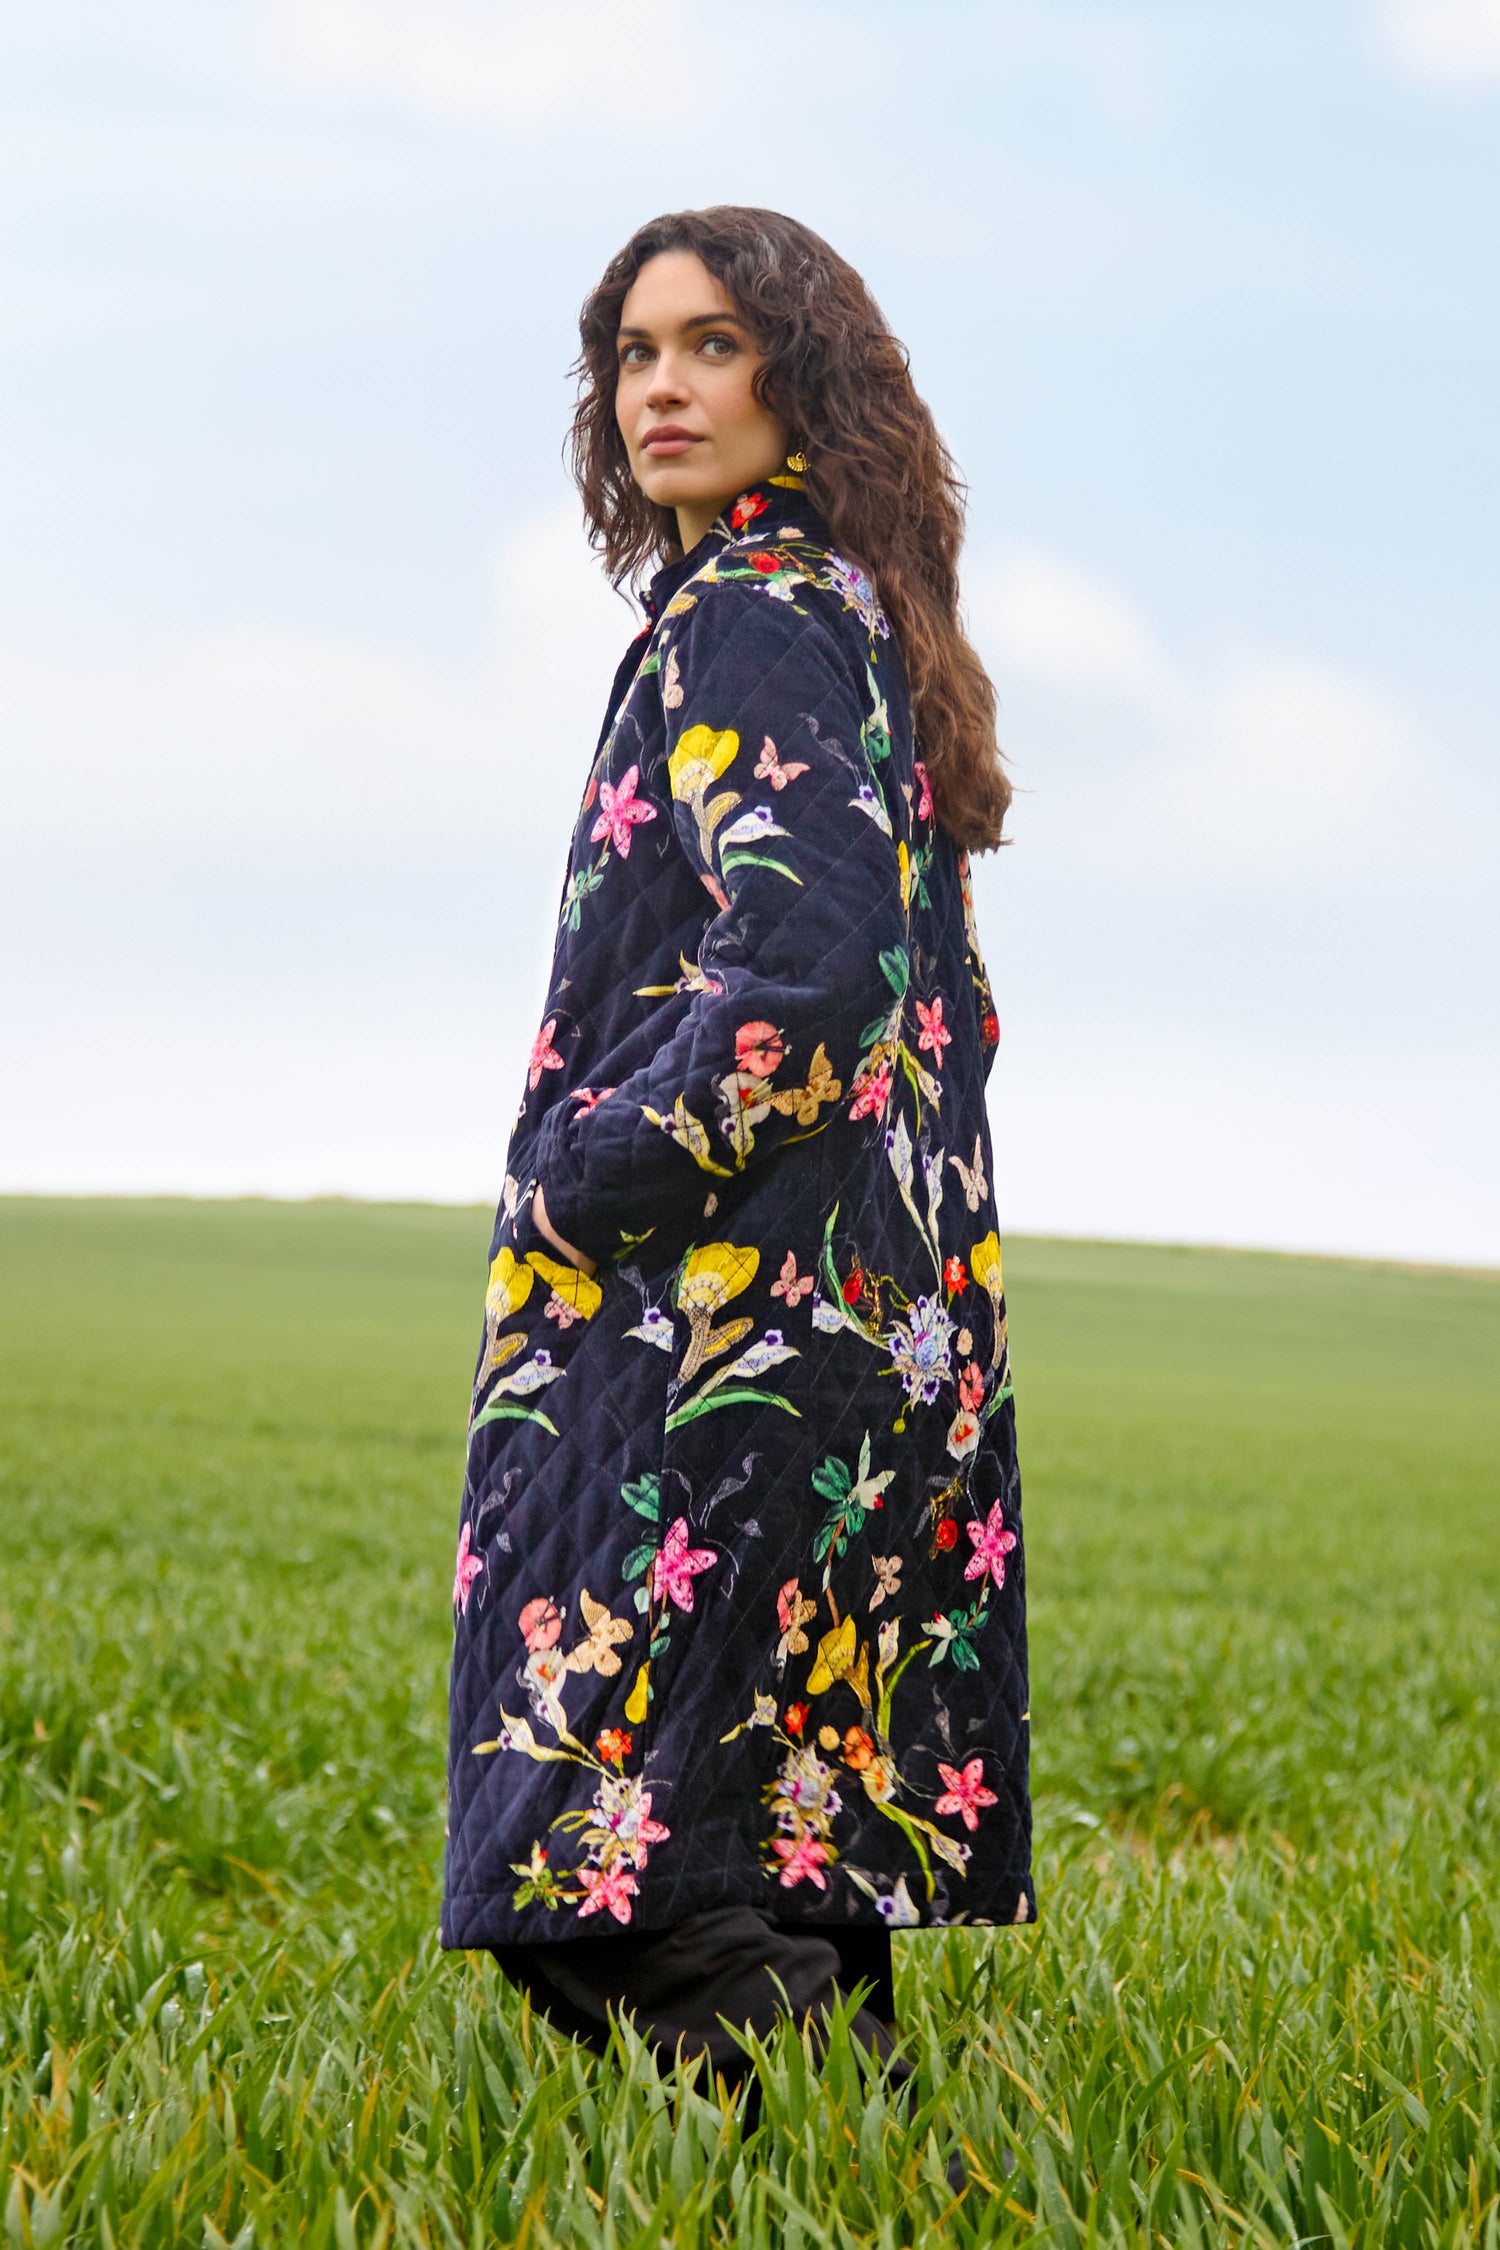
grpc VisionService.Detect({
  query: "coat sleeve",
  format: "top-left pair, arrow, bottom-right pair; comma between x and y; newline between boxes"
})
532,585 -> 908,1264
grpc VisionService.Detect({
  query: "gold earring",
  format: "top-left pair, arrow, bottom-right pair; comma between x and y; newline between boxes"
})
785,448 -> 809,473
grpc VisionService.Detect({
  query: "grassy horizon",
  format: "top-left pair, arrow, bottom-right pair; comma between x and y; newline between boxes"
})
2,1196 -> 1497,2245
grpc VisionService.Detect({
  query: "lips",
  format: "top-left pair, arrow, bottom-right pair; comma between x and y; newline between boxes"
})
642,426 -> 701,457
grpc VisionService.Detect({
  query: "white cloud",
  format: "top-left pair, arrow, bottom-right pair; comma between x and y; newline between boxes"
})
2,502 -> 632,876
262,0 -> 723,126
968,551 -> 1170,702
1378,0 -> 1500,85
967,547 -> 1466,879
0,500 -> 641,1199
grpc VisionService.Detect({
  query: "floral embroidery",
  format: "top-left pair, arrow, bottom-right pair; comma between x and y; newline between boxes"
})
589,763 -> 657,857
964,1500 -> 1018,1590
451,477 -> 1029,1946
453,1521 -> 483,1614
527,1017 -> 565,1090
933,1757 -> 998,1832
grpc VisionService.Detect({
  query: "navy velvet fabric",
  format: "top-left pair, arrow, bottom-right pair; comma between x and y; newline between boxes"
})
443,478 -> 1033,1949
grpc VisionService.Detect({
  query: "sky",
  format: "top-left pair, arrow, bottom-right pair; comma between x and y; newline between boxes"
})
2,0 -> 1497,1263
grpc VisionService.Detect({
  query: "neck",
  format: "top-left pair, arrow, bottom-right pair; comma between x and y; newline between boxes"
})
674,499 -> 724,553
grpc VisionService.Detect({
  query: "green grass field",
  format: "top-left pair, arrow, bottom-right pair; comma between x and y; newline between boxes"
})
2,1196 -> 1497,2247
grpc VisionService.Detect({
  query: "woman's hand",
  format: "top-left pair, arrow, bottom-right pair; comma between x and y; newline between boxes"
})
532,1184 -> 597,1276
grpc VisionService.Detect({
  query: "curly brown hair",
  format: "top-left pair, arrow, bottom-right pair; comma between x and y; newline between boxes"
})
569,206 -> 1011,852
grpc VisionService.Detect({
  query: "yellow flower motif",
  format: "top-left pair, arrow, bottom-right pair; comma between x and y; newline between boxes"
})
677,1241 -> 760,1378
668,724 -> 740,804
526,1250 -> 603,1321
970,1231 -> 1006,1368
806,1615 -> 858,1696
486,1247 -> 536,1322
898,839 -> 912,913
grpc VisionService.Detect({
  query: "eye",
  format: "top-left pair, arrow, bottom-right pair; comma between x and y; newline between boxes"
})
618,342 -> 652,367
699,333 -> 738,359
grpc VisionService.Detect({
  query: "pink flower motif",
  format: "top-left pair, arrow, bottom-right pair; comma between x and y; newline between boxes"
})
963,1500 -> 1018,1590
612,1789 -> 671,1868
545,1291 -> 583,1328
589,764 -> 657,859
914,761 -> 934,822
528,1017 -> 564,1090
959,1362 -> 984,1413
518,1596 -> 562,1651
651,1517 -> 717,1612
734,1021 -> 785,1078
452,1521 -> 483,1614
577,1862 -> 640,1923
771,1833 -> 832,1889
848,1059 -> 892,1122
570,1085 -> 616,1110
934,1756 -> 998,1833
770,1250 -> 814,1307
915,996 -> 952,1067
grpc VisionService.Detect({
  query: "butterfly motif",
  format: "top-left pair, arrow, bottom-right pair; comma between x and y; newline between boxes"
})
754,735 -> 809,791
767,1040 -> 843,1126
770,1250 -> 815,1307
950,1133 -> 989,1213
775,1576 -> 817,1667
565,1588 -> 635,1676
869,1554 -> 903,1610
662,645 -> 684,710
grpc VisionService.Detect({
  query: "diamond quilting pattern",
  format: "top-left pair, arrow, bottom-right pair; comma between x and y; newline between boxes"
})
443,481 -> 1034,1947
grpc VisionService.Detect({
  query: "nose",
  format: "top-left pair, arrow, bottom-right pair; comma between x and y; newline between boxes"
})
644,348 -> 690,411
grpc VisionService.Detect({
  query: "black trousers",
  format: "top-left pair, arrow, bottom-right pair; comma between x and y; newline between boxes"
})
492,1905 -> 899,2080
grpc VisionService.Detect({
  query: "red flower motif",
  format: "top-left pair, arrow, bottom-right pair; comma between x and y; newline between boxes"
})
934,1756 -> 998,1833
596,1728 -> 632,1767
842,1267 -> 864,1306
729,491 -> 768,530
914,761 -> 933,822
915,995 -> 952,1067
944,1255 -> 968,1295
959,1361 -> 984,1413
748,550 -> 781,573
842,1726 -> 875,1772
981,1011 -> 1000,1047
784,1701 -> 809,1737
934,1518 -> 958,1553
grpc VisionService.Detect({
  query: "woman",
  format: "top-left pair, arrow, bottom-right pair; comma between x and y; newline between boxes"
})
443,207 -> 1033,2088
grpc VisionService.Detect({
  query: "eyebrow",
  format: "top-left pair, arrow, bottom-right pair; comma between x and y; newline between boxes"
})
617,311 -> 746,339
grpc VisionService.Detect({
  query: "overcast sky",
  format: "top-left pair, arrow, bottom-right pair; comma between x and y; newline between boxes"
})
2,0 -> 1497,1262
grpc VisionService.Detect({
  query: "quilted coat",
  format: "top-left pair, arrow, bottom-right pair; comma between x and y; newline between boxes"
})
443,475 -> 1033,1947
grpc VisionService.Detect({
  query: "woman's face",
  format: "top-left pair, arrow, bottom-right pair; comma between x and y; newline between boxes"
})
615,250 -> 790,549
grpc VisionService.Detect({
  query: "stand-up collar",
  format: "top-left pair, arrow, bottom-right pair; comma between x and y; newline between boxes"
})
642,477 -> 828,624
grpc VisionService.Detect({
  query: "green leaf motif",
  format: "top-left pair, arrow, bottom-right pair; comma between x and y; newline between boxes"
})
470,1403 -> 560,1437
664,1387 -> 801,1433
622,1474 -> 662,1521
879,947 -> 910,997
719,850 -> 803,885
